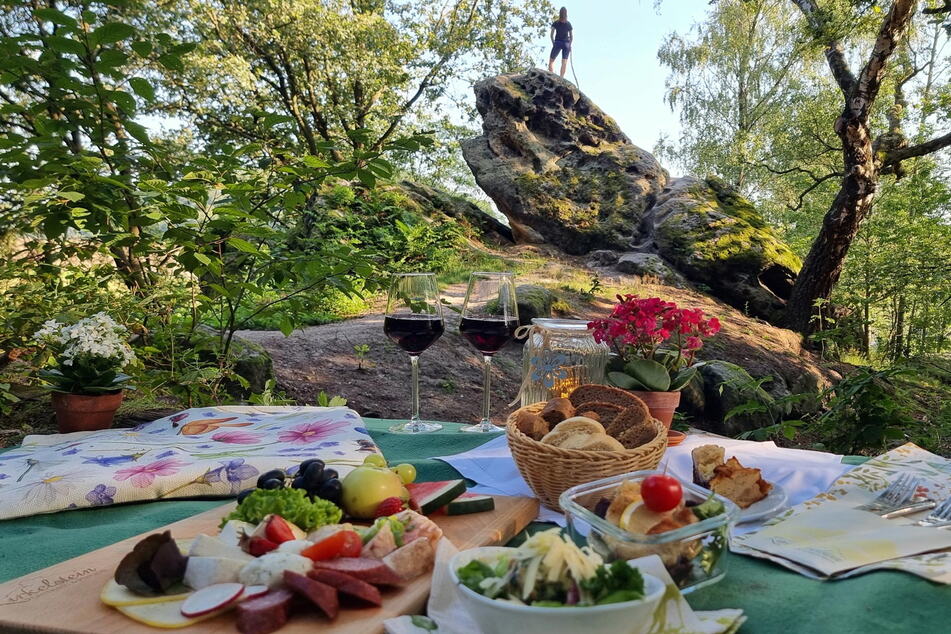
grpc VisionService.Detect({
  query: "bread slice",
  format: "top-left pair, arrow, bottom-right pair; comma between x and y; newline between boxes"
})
691,444 -> 725,487
603,401 -> 653,439
709,457 -> 772,509
573,401 -> 622,427
568,384 -> 647,410
616,421 -> 658,449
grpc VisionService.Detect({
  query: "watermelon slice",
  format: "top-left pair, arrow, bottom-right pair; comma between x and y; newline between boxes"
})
406,480 -> 466,515
446,493 -> 495,516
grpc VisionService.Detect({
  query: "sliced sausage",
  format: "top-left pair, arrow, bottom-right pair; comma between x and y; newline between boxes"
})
236,588 -> 293,634
382,538 -> 435,581
309,568 -> 382,606
283,570 -> 339,620
312,557 -> 404,586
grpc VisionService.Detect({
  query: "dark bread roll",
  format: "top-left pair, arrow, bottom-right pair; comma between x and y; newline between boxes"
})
514,409 -> 549,440
568,384 -> 648,410
539,397 -> 575,425
603,400 -> 653,439
573,401 -> 623,428
616,421 -> 658,449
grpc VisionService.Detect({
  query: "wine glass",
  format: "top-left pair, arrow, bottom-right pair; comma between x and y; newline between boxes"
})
383,273 -> 445,433
459,272 -> 519,433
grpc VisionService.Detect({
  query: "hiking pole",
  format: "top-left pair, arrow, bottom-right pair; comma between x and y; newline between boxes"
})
569,44 -> 580,90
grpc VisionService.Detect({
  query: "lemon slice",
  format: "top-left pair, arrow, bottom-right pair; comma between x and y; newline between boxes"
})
100,579 -> 191,607
618,501 -> 644,531
116,598 -> 227,629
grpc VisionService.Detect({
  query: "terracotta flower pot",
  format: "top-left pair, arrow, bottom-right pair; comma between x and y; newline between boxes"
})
51,391 -> 123,433
630,390 -> 681,430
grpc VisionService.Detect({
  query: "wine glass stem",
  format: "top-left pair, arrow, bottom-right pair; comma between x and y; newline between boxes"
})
481,355 -> 492,426
410,354 -> 421,425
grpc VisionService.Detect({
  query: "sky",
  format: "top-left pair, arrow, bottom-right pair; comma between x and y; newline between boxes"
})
535,1 -> 709,162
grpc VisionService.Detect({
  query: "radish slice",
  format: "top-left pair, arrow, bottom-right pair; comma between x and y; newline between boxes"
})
180,583 -> 245,617
242,585 -> 269,600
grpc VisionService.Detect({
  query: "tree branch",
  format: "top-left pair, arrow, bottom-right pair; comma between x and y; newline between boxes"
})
850,0 -> 917,120
882,130 -> 951,166
790,0 -> 857,95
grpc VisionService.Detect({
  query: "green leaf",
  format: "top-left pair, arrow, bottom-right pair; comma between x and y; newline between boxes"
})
109,90 -> 136,113
410,615 -> 438,631
90,22 -> 135,47
669,366 -> 698,391
46,36 -> 85,56
623,358 -> 671,391
130,41 -> 152,57
34,8 -> 77,28
59,191 -> 85,202
157,53 -> 184,72
607,371 -> 649,391
227,237 -> 260,254
193,252 -> 211,266
129,77 -> 154,100
356,169 -> 376,188
123,121 -> 150,144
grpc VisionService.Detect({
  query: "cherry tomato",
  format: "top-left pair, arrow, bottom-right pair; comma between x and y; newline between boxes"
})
301,530 -> 362,561
641,474 -> 683,512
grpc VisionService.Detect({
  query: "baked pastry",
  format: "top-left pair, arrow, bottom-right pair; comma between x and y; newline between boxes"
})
709,457 -> 772,508
539,397 -> 575,425
568,384 -> 646,410
540,417 -> 625,451
514,409 -> 549,441
691,445 -> 726,487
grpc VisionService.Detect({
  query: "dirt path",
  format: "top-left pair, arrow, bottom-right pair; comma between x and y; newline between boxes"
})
238,283 -> 528,424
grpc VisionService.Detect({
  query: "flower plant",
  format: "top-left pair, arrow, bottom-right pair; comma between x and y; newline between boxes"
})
588,295 -> 720,392
33,313 -> 135,394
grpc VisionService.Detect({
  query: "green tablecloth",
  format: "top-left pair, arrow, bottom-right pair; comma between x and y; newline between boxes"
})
1,419 -> 948,632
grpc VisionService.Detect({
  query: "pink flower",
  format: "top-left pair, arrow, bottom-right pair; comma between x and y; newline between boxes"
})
114,458 -> 186,488
211,430 -> 263,444
279,420 -> 350,445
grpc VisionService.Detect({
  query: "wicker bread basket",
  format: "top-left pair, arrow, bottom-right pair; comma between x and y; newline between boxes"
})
507,402 -> 668,510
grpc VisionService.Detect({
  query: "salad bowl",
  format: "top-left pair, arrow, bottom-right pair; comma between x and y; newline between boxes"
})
449,546 -> 666,634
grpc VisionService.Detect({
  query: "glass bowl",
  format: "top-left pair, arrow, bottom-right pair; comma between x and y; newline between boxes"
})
559,470 -> 739,593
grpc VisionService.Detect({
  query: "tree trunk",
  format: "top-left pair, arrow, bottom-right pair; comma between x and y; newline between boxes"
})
784,117 -> 878,333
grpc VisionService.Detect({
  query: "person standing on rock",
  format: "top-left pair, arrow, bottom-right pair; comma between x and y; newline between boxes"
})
548,7 -> 572,78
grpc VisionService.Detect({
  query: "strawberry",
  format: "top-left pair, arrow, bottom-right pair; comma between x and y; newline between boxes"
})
373,496 -> 404,518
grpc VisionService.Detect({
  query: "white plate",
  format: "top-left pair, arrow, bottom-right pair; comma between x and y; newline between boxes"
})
738,483 -> 788,523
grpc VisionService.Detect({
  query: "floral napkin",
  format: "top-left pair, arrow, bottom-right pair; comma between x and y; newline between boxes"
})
0,406 -> 379,520
383,541 -> 745,634
734,443 -> 951,582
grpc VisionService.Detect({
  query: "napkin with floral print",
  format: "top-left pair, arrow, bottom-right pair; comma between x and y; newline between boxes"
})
734,443 -> 951,582
0,406 -> 379,520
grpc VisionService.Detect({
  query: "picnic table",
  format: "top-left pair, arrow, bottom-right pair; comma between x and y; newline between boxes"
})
1,419 -> 948,633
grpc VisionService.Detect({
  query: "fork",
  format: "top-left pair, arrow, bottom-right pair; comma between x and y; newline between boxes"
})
916,497 -> 951,527
855,473 -> 921,513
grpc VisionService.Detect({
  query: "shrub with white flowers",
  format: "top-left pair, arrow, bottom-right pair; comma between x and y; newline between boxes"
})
33,313 -> 135,394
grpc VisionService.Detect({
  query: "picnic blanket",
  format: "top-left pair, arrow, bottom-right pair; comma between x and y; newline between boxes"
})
0,406 -> 378,520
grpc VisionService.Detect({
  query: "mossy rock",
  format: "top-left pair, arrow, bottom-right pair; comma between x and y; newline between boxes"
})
652,177 -> 801,322
696,360 -> 778,436
190,326 -> 275,398
515,284 -> 554,326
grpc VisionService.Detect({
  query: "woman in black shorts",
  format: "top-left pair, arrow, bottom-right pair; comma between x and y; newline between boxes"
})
547,7 -> 573,78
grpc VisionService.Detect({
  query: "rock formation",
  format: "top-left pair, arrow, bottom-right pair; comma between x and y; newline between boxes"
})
462,70 -> 800,323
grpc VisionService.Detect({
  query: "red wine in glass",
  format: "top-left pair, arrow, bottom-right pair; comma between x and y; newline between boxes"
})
384,315 -> 445,354
459,317 -> 518,355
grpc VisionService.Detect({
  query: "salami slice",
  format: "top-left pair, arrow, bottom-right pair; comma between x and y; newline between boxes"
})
283,570 -> 339,620
235,588 -> 293,634
312,557 -> 404,586
309,568 -> 382,606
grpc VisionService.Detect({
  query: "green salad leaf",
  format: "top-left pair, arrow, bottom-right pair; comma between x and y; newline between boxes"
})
360,516 -> 406,547
456,559 -> 496,594
220,487 -> 342,531
581,560 -> 645,605
692,493 -> 726,520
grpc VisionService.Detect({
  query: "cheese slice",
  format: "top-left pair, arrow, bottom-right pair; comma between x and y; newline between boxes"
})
100,579 -> 191,607
116,598 -> 227,629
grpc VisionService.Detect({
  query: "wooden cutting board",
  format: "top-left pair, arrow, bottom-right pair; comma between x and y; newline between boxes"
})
0,495 -> 538,633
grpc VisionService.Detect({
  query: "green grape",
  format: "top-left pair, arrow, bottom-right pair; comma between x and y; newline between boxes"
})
363,454 -> 388,468
393,463 -> 417,485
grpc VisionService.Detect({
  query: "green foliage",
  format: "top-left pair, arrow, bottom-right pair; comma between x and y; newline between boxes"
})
811,367 -> 916,455
729,375 -> 814,442
315,391 -> 347,407
248,379 -> 296,406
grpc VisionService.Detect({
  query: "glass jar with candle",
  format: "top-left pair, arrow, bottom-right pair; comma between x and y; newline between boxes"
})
519,318 -> 609,406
